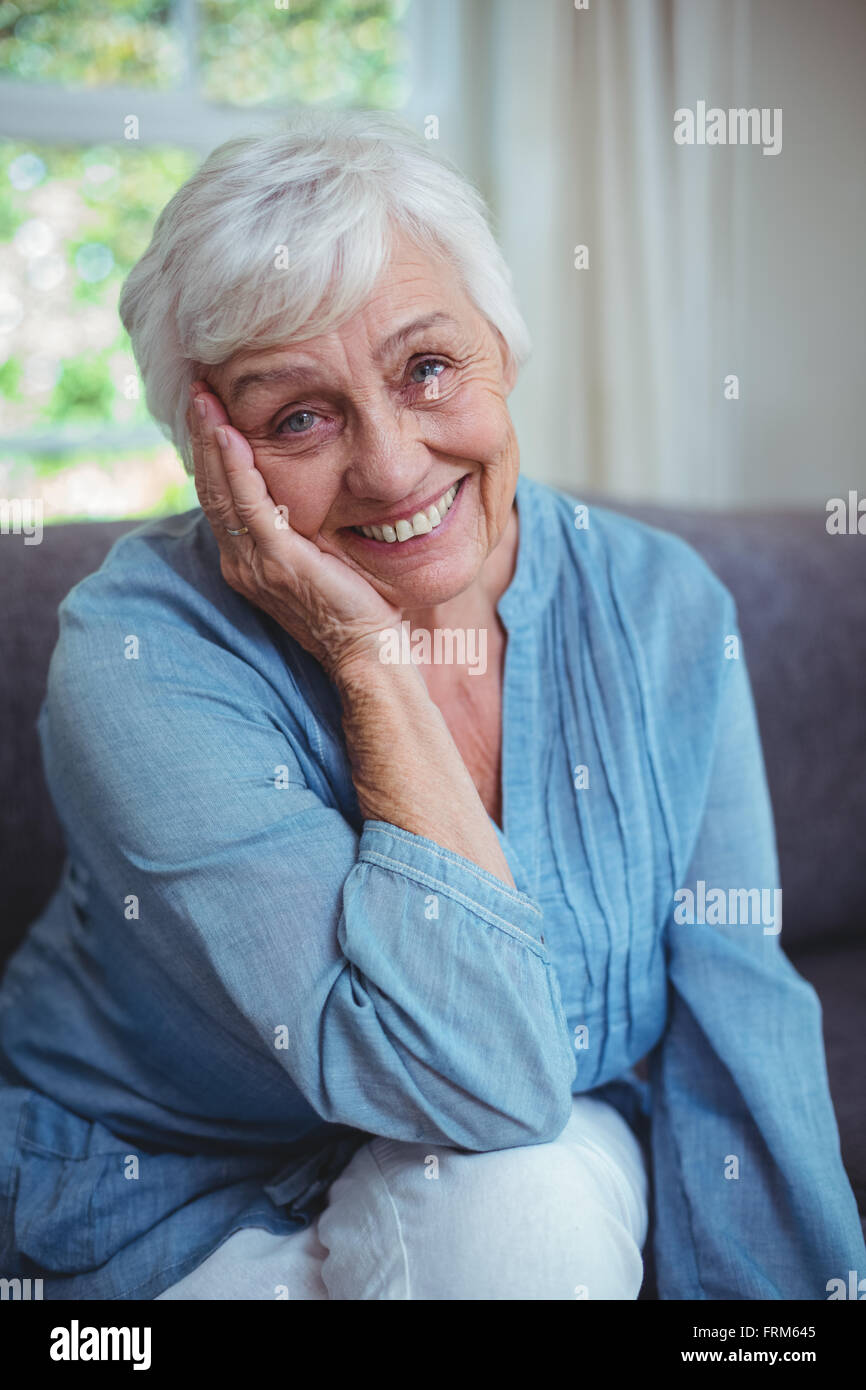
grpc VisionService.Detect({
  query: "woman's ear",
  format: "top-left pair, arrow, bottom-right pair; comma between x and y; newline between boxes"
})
503,351 -> 518,396
491,326 -> 518,395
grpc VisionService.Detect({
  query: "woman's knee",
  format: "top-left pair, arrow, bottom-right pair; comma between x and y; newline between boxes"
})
316,1102 -> 648,1300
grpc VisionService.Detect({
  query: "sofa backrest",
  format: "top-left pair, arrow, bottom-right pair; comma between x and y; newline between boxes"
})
591,497 -> 866,957
0,520 -> 137,965
0,501 -> 863,969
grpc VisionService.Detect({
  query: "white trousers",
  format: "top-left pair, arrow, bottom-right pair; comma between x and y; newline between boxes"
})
156,1094 -> 648,1300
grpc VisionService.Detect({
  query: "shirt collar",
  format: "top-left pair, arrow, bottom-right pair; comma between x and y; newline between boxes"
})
496,472 -> 563,631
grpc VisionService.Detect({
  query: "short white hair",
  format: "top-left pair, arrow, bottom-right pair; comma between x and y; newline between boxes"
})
119,107 -> 532,475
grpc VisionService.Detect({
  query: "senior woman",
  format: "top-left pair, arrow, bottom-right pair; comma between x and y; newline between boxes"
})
0,110 -> 863,1303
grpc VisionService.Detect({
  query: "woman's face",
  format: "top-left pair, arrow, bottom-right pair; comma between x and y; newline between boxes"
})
203,230 -> 519,611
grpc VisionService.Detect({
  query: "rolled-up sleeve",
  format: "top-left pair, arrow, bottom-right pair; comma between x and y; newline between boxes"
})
253,817 -> 575,1149
42,584 -> 576,1154
648,607 -> 866,1298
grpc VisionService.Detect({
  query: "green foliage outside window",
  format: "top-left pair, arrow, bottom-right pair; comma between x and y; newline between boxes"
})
0,141 -> 199,521
0,0 -> 410,107
198,0 -> 410,109
0,0 -> 181,88
0,0 -> 411,520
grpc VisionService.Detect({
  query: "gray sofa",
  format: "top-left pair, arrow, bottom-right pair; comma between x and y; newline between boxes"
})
1,498 -> 864,1257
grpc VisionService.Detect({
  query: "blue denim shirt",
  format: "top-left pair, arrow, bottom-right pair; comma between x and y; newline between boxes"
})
0,474 -> 862,1300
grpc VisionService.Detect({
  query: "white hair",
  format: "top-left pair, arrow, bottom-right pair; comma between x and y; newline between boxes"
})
119,107 -> 532,475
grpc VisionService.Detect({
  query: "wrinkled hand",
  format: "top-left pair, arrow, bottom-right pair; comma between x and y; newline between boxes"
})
188,381 -> 401,680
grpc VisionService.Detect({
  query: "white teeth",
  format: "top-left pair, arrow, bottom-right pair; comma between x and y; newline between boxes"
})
354,479 -> 461,542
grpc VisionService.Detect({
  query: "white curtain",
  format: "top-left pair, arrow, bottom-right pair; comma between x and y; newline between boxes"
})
424,0 -> 866,510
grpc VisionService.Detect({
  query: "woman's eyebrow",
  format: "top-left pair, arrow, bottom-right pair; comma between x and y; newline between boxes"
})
228,363 -> 321,405
227,313 -> 461,405
372,312 -> 460,362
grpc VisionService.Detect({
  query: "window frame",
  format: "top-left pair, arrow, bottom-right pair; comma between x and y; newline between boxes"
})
0,0 -> 464,461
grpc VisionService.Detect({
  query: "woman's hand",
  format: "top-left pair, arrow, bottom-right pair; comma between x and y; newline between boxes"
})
188,382 -> 402,681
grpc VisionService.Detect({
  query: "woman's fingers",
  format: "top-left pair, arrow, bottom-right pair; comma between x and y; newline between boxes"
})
189,382 -> 247,539
211,422 -> 293,558
189,383 -> 307,567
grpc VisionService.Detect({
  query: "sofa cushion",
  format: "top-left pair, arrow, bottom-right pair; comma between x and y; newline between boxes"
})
788,942 -> 866,1235
0,522 -> 136,964
590,499 -> 866,953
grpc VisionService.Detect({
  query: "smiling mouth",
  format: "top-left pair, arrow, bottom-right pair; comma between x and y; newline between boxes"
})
350,478 -> 464,543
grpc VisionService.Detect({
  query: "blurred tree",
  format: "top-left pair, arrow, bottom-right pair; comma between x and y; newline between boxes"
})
0,0 -> 412,520
0,141 -> 197,440
199,0 -> 409,109
0,0 -> 181,87
0,0 -> 409,106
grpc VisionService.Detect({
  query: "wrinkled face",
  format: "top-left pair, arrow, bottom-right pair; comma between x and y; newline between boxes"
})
202,229 -> 519,610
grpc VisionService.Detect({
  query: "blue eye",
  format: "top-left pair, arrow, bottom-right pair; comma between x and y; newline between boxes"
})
278,410 -> 316,434
410,358 -> 447,384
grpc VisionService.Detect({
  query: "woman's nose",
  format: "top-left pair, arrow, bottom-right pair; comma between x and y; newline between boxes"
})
342,401 -> 430,503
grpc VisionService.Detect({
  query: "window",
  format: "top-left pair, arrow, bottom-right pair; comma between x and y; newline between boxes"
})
0,0 -> 421,522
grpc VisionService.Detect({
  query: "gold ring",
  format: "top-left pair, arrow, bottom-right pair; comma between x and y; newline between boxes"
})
224,525 -> 249,536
